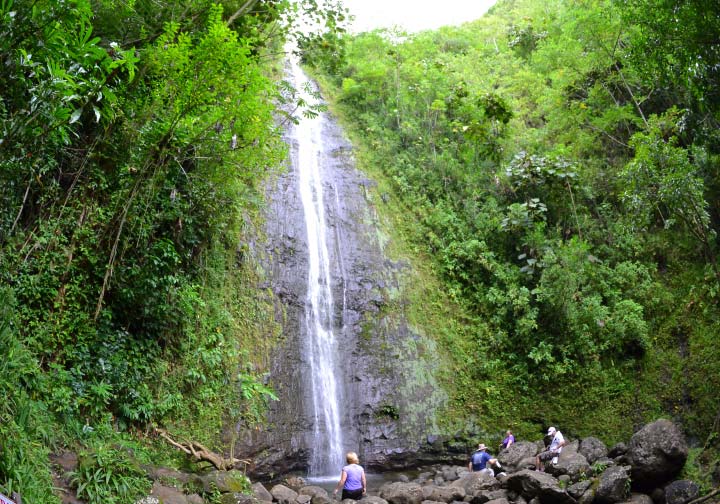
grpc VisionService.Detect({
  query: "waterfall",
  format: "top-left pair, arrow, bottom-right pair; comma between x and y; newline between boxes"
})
288,56 -> 345,477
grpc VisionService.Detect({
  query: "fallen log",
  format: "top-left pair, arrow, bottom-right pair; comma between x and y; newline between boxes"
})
688,488 -> 720,504
155,427 -> 250,471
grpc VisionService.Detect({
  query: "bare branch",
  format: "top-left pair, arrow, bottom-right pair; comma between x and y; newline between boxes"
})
226,0 -> 260,27
155,428 -> 251,471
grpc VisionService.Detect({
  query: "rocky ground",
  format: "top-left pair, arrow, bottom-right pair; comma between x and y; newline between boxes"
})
124,418 -> 716,504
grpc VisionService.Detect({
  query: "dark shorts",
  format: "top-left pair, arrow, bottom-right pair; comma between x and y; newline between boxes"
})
538,450 -> 558,462
342,488 -> 364,500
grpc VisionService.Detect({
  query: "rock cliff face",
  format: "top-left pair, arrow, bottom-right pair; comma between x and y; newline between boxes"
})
235,74 -> 451,477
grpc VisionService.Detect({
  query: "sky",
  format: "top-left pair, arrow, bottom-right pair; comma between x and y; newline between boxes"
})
341,0 -> 498,33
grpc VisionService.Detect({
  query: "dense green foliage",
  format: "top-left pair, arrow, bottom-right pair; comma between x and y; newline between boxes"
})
1,0 -> 719,497
0,0 -> 346,499
307,0 -> 720,481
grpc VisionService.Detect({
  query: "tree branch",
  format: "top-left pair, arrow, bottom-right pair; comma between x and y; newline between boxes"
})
226,0 -> 260,27
687,488 -> 720,504
155,428 -> 251,471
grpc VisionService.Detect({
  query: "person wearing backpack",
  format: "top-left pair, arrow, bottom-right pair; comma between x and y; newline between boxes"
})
468,443 -> 500,475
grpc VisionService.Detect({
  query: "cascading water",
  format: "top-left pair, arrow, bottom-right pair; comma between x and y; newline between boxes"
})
288,56 -> 345,477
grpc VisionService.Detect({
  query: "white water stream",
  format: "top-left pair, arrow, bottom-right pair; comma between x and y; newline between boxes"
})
288,56 -> 344,477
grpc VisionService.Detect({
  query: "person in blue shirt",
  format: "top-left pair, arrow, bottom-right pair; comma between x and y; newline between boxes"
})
468,443 -> 500,475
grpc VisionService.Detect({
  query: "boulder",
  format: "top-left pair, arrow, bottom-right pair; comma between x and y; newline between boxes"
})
441,466 -> 462,482
300,486 -> 330,501
650,488 -> 665,504
271,484 -> 300,504
379,482 -> 425,504
221,494 -> 262,504
149,467 -> 204,493
298,495 -> 311,504
664,480 -> 699,504
579,437 -> 608,464
626,420 -> 688,488
497,442 -> 539,472
506,470 -> 576,504
203,470 -> 249,493
450,472 -> 500,495
608,443 -> 627,459
619,494 -> 653,504
312,496 -> 333,504
517,457 -> 539,471
577,488 -> 595,504
546,453 -> 591,481
566,480 -> 593,500
253,482 -> 274,502
149,482 -> 192,504
360,497 -> 389,504
285,477 -> 307,491
188,495 -> 204,504
474,490 -> 508,504
560,440 -> 580,457
595,465 -> 631,504
486,499 -> 509,504
422,485 -> 466,503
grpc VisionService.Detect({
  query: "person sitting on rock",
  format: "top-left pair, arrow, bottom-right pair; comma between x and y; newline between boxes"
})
536,426 -> 566,471
488,458 -> 506,477
468,443 -> 499,476
499,430 -> 515,451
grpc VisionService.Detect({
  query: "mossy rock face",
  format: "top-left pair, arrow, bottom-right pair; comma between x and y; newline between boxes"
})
203,470 -> 250,493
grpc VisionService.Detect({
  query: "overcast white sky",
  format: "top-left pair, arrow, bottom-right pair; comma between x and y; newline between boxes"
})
342,0 -> 497,33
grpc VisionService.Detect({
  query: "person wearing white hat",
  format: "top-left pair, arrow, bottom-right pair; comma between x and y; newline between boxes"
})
535,426 -> 566,471
468,443 -> 500,475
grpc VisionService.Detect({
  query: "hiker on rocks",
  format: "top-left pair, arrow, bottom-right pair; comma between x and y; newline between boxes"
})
536,426 -> 566,471
333,451 -> 366,500
468,443 -> 500,475
499,430 -> 515,451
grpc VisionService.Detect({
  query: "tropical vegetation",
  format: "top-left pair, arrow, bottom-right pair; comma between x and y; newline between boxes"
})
304,0 -> 720,487
0,0 -> 718,499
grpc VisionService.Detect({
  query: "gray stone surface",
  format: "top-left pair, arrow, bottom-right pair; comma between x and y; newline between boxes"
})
595,465 -> 631,504
379,482 -> 425,504
579,437 -> 608,464
300,486 -> 330,501
220,493 -> 260,504
506,470 -> 576,504
271,484 -> 300,504
202,470 -> 249,494
608,443 -> 627,459
360,497 -> 389,504
626,419 -> 688,488
567,480 -> 593,501
618,493 -> 653,504
497,442 -> 539,472
253,482 -> 274,502
547,453 -> 591,482
450,472 -> 501,496
664,480 -> 699,504
422,485 -> 466,503
149,481 -> 192,504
